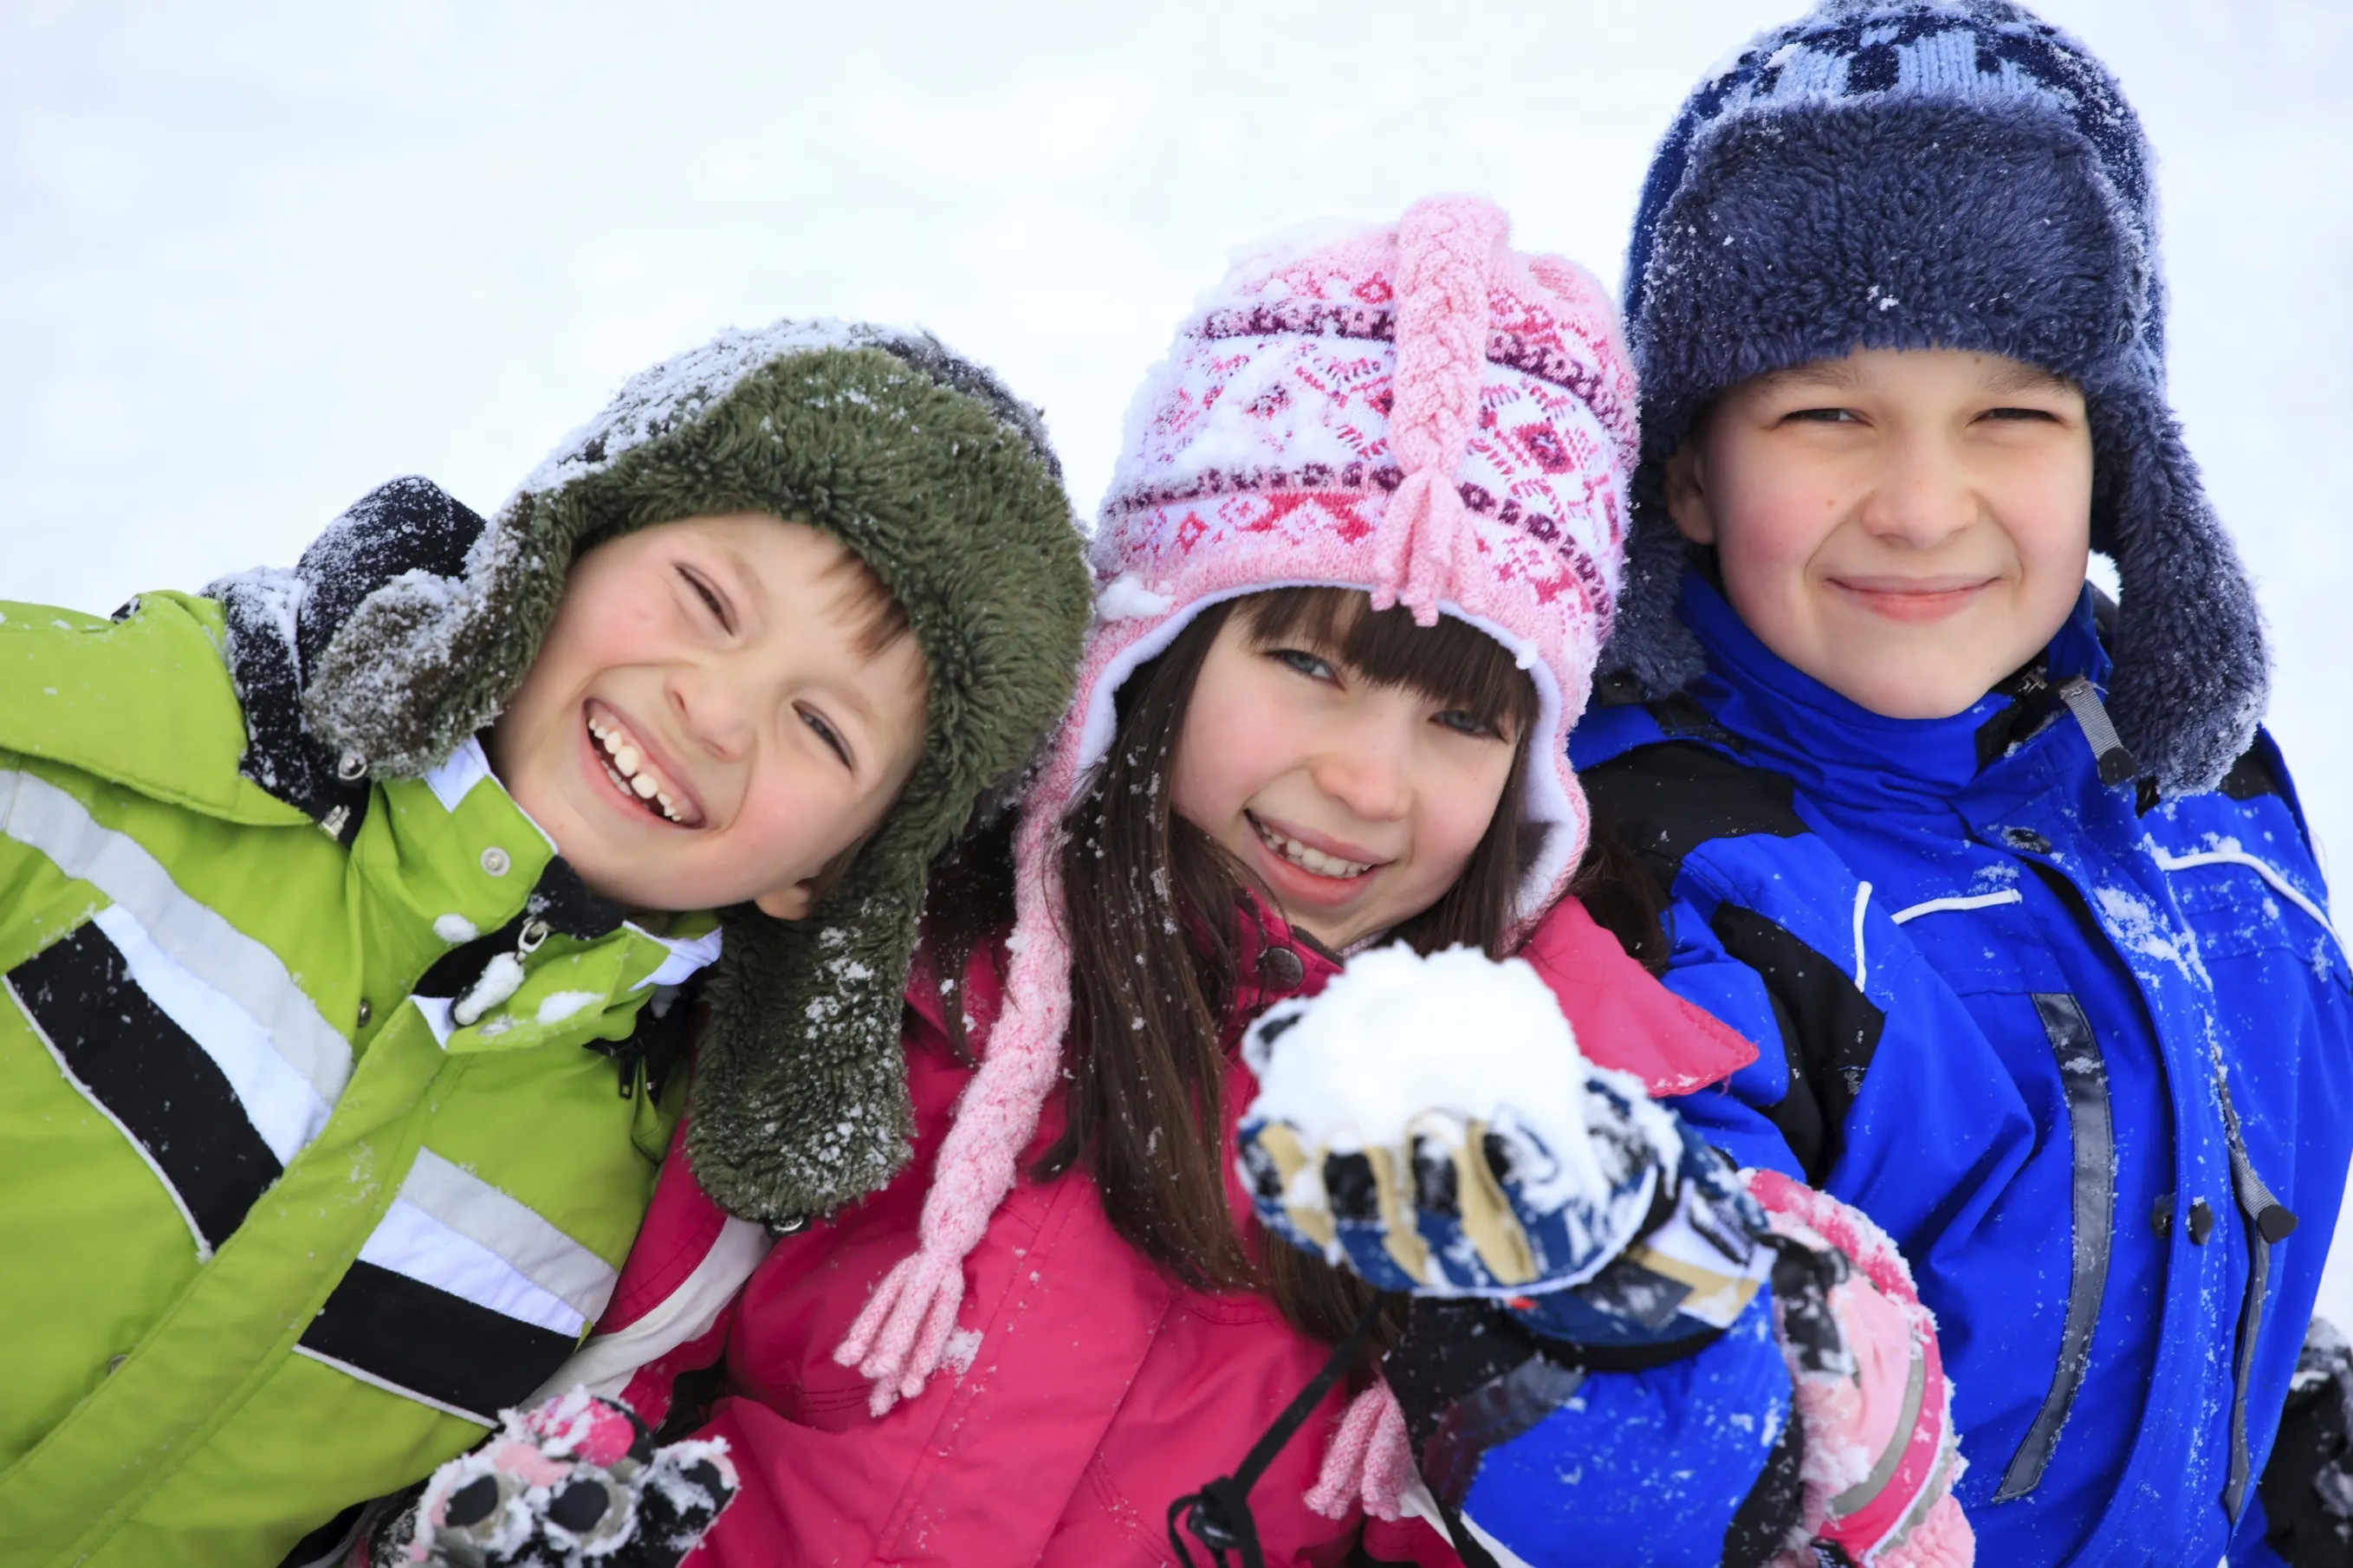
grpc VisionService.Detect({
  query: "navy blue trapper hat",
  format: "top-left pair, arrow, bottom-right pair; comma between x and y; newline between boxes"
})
1600,0 -> 2267,795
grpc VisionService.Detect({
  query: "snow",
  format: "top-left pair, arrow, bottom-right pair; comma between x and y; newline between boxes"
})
432,913 -> 477,944
1092,571 -> 1173,621
1241,943 -> 1681,1215
2,0 -> 2347,1324
535,988 -> 600,1025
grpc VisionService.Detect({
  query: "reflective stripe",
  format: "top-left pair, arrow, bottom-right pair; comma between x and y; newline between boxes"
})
1831,1337 -> 1928,1516
1890,889 -> 2023,923
2218,1072 -> 2294,1522
632,923 -> 724,991
1993,993 -> 2113,1501
0,768 -> 351,1106
1852,881 -> 1872,992
399,1148 -> 619,1324
298,1149 -> 616,1421
358,1198 -> 585,1338
420,739 -> 495,813
2151,845 -> 2341,945
90,904 -> 330,1163
9,920 -> 286,1255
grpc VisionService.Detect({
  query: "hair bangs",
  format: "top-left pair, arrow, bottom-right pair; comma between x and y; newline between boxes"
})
1238,586 -> 1539,739
820,545 -> 917,659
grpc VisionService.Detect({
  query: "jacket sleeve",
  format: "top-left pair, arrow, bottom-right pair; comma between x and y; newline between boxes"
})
1381,1170 -> 1969,1568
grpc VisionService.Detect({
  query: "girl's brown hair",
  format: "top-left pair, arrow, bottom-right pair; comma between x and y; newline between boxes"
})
926,586 -> 1658,1356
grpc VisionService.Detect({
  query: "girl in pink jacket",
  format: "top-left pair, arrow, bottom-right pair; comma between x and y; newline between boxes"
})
399,199 -> 1967,1568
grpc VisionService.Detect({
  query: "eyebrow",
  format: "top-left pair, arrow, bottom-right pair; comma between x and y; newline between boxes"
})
1976,359 -> 2076,396
1755,359 -> 1864,393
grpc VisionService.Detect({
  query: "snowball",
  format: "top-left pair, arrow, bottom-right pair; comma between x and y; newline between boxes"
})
433,913 -> 478,944
1242,943 -> 1680,1212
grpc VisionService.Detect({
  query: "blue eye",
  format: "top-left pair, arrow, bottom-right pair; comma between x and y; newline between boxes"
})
1436,709 -> 1501,740
1272,648 -> 1336,681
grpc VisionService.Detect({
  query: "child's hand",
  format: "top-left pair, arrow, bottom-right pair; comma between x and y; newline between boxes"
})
1237,944 -> 1772,1343
402,1388 -> 736,1568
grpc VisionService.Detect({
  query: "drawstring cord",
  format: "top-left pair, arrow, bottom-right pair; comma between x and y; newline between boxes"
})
1168,1295 -> 1386,1568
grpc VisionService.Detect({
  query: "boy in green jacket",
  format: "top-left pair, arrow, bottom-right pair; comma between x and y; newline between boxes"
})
0,321 -> 1092,1567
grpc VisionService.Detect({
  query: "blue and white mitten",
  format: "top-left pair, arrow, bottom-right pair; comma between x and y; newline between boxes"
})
1238,943 -> 1772,1348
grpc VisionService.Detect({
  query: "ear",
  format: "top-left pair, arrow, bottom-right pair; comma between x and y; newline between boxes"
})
754,879 -> 818,922
1662,439 -> 1717,547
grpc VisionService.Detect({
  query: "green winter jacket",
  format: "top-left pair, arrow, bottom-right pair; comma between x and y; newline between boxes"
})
0,592 -> 718,1567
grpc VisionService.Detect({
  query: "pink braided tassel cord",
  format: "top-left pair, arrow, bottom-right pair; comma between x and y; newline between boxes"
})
835,805 -> 1077,1416
1373,196 -> 1507,622
1306,1383 -> 1416,1522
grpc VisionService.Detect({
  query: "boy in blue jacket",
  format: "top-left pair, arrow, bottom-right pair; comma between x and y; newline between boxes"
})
1560,2 -> 2353,1561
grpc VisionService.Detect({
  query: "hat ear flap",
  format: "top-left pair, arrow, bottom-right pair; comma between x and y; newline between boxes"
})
303,489 -> 553,778
686,880 -> 921,1224
2095,387 -> 2271,797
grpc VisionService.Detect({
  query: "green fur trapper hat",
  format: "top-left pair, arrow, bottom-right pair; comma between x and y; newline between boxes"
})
209,321 -> 1092,1222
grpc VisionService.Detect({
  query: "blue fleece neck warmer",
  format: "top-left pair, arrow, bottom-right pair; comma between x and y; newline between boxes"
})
1599,0 -> 2268,795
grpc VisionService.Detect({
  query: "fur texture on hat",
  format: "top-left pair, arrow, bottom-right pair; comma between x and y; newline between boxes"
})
833,196 -> 1640,1414
212,321 -> 1092,1224
1603,0 -> 2268,795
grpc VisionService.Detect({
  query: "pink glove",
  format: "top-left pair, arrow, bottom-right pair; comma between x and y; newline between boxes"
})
403,1388 -> 736,1568
1748,1170 -> 1973,1567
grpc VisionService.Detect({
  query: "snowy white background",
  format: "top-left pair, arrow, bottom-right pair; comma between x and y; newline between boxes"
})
4,1 -> 2349,1312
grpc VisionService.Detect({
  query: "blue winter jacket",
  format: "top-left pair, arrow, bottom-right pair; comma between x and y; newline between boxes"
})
1543,572 -> 2353,1563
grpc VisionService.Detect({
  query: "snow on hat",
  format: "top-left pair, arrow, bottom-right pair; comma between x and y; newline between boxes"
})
835,195 -> 1638,1411
220,321 -> 1092,1227
1602,0 -> 2268,794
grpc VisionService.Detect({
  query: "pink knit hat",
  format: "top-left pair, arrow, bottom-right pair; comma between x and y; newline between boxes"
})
837,195 -> 1638,1412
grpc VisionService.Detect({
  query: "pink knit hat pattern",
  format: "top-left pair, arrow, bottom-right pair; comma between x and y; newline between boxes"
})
837,195 -> 1639,1415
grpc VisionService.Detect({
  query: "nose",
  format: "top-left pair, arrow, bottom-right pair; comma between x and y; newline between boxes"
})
668,663 -> 754,762
1309,706 -> 1414,824
1860,428 -> 1975,548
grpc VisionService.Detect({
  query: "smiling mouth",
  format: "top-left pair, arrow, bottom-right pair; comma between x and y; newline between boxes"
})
1831,578 -> 1993,623
585,707 -> 703,827
1250,814 -> 1375,881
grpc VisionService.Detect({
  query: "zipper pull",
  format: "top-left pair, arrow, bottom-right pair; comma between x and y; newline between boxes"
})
452,917 -> 551,1027
2053,676 -> 2139,788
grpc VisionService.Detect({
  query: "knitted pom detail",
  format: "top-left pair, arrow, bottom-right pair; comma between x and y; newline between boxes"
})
1372,196 -> 1509,624
1306,1383 -> 1415,1522
834,804 -> 1077,1416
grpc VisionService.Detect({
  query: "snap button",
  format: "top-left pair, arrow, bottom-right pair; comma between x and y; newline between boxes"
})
335,750 -> 367,783
2188,1198 -> 2215,1245
480,846 -> 511,878
769,1214 -> 808,1238
105,1353 -> 126,1375
2002,826 -> 2053,856
355,997 -> 372,1027
1255,945 -> 1306,993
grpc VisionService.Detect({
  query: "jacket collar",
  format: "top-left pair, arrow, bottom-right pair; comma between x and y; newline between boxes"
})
1679,569 -> 2112,809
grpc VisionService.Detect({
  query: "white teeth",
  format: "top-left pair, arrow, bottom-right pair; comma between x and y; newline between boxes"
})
587,711 -> 690,825
1254,820 -> 1371,879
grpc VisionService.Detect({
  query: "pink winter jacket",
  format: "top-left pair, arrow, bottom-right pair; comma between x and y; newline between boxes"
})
595,896 -> 1760,1568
